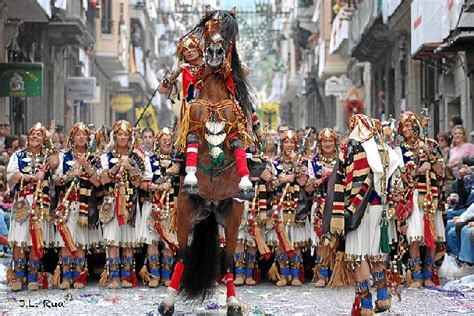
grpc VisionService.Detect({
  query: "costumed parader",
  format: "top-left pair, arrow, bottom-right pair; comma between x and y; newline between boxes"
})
6,122 -> 59,292
99,120 -> 145,289
234,147 -> 273,286
52,122 -> 103,290
395,111 -> 446,288
138,127 -> 180,288
305,128 -> 338,288
325,114 -> 402,315
267,129 -> 310,287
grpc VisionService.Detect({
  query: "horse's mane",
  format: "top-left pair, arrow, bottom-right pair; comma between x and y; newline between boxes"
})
190,10 -> 254,118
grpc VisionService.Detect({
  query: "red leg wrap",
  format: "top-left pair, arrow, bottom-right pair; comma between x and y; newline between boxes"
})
224,272 -> 236,298
234,147 -> 249,178
186,143 -> 199,168
169,261 -> 185,291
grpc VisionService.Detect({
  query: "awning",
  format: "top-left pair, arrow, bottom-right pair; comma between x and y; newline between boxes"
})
412,42 -> 456,61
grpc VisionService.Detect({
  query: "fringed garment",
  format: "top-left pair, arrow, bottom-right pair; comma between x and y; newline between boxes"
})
138,153 -> 179,249
100,151 -> 141,248
267,157 -> 310,249
7,149 -> 54,248
396,140 -> 446,245
54,150 -> 102,249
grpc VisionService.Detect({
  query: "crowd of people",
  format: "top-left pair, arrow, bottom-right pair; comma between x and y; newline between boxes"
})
0,27 -> 473,315
0,112 -> 472,309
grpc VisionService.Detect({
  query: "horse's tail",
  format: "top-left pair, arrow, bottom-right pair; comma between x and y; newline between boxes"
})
180,209 -> 219,301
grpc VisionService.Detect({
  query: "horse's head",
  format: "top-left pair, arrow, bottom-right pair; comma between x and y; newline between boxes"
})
201,9 -> 238,70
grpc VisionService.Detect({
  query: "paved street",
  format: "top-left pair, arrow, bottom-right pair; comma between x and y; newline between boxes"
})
0,258 -> 473,315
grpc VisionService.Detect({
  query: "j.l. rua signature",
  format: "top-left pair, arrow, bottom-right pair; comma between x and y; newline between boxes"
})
19,299 -> 64,308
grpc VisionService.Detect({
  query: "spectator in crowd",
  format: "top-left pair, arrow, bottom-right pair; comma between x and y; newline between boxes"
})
445,203 -> 474,270
447,158 -> 474,216
141,127 -> 155,155
0,164 -> 9,256
437,132 -> 451,162
277,124 -> 290,140
4,135 -> 19,155
0,123 -> 10,150
449,115 -> 463,130
448,126 -> 474,175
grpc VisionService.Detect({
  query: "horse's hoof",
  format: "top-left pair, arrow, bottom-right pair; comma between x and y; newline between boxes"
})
237,188 -> 254,201
182,184 -> 199,195
227,305 -> 243,316
158,302 -> 174,316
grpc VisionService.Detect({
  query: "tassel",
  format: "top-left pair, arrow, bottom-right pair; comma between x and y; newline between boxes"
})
432,269 -> 440,286
99,266 -> 108,288
5,264 -> 14,286
423,213 -> 436,249
40,272 -> 48,289
117,184 -> 128,225
52,264 -> 61,287
57,223 -> 78,257
299,264 -> 305,284
155,220 -> 179,253
406,270 -> 413,286
29,220 -> 44,258
267,262 -> 282,281
139,263 -> 151,284
311,266 -> 320,283
328,252 -> 354,288
131,267 -> 139,287
380,220 -> 390,254
275,223 -> 294,257
254,262 -> 261,284
254,226 -> 271,260
175,105 -> 191,152
73,268 -> 89,286
351,295 -> 361,316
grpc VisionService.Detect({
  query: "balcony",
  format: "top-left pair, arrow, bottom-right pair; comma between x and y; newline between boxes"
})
348,0 -> 398,63
5,0 -> 49,22
47,1 -> 94,46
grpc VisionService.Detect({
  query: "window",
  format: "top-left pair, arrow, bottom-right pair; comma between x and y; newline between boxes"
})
101,0 -> 113,34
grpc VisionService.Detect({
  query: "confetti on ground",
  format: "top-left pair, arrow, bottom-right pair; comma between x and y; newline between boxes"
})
0,256 -> 473,315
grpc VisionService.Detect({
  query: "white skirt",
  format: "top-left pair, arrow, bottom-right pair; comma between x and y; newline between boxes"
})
406,189 -> 446,244
55,202 -> 87,248
102,201 -> 140,248
267,221 -> 310,249
136,201 -> 160,246
55,201 -> 102,249
8,194 -> 54,248
345,205 -> 387,262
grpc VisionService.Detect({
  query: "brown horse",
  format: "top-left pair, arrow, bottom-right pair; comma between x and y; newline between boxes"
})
159,10 -> 254,316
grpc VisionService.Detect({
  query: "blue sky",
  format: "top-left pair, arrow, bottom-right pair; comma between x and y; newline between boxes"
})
220,0 -> 256,10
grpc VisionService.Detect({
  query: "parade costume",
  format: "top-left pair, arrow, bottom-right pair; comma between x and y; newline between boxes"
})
234,151 -> 271,286
6,123 -> 56,292
395,111 -> 446,288
52,123 -> 102,289
327,115 -> 402,314
307,128 -> 338,287
267,130 -> 309,287
99,120 -> 144,289
139,128 -> 180,287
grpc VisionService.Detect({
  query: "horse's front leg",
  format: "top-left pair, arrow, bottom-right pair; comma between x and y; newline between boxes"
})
159,195 -> 194,315
230,138 -> 254,200
182,134 -> 199,195
223,199 -> 244,316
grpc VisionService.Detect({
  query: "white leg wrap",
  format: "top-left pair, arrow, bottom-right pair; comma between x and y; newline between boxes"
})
238,175 -> 252,189
227,295 -> 239,306
184,167 -> 198,185
163,287 -> 177,307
